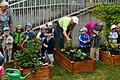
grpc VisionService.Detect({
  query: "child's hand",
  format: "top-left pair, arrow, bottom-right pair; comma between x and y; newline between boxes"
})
44,44 -> 48,48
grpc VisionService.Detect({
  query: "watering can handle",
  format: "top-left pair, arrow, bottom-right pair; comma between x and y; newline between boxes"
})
5,68 -> 21,74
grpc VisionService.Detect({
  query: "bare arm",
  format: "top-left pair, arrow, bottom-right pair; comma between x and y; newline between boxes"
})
9,24 -> 14,32
63,30 -> 71,41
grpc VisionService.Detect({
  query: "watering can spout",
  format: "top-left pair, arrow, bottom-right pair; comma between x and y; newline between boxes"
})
20,72 -> 31,80
20,69 -> 36,80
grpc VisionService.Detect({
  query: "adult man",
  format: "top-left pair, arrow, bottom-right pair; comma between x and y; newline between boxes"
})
54,16 -> 79,49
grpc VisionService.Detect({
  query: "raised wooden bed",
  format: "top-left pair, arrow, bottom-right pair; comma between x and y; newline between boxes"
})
22,64 -> 52,80
54,50 -> 96,74
100,50 -> 120,66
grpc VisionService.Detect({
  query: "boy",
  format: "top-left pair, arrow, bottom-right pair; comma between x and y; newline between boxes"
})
109,25 -> 118,43
2,27 -> 13,62
42,28 -> 55,64
79,27 -> 90,54
90,26 -> 101,61
23,22 -> 36,48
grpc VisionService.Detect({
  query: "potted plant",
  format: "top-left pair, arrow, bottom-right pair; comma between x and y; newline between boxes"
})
100,41 -> 120,65
15,38 -> 52,80
54,41 -> 96,74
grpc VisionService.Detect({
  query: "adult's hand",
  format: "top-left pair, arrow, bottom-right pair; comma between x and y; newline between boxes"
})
67,37 -> 71,41
63,30 -> 71,41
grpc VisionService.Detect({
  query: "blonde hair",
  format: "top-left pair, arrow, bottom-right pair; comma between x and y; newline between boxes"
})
118,23 -> 120,27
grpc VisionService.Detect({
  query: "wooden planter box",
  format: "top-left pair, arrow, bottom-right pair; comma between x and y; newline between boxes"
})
54,50 -> 96,74
100,50 -> 120,66
22,65 -> 52,80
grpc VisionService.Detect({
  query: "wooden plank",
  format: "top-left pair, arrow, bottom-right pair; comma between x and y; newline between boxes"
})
54,50 -> 96,74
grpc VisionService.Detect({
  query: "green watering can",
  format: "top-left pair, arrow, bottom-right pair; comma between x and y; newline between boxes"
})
5,68 -> 35,80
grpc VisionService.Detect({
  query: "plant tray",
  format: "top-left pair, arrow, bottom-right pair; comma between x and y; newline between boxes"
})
22,65 -> 52,80
100,50 -> 120,66
54,50 -> 96,74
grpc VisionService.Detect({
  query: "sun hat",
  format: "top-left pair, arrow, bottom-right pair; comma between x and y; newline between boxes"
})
80,27 -> 88,32
97,21 -> 103,26
72,16 -> 79,24
111,25 -> 117,29
93,26 -> 101,31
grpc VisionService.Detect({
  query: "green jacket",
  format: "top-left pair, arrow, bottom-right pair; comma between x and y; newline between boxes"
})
12,32 -> 25,44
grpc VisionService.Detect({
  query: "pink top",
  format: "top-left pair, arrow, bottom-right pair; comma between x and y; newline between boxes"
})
0,65 -> 4,75
85,21 -> 97,35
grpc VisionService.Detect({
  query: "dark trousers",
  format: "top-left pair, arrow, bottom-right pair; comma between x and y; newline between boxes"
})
80,46 -> 90,55
54,22 -> 64,49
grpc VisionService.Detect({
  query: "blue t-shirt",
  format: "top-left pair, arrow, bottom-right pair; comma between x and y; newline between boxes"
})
79,34 -> 90,47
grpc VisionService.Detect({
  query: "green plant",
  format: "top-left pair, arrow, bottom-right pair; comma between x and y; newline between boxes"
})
61,42 -> 88,61
101,41 -> 120,55
92,3 -> 120,41
15,38 -> 44,69
92,3 -> 120,26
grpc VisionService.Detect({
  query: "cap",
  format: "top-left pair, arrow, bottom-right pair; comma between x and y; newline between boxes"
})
93,26 -> 100,31
39,24 -> 47,29
16,25 -> 22,29
80,27 -> 88,32
25,22 -> 32,27
111,25 -> 117,29
47,22 -> 53,26
0,1 -> 9,6
97,22 -> 103,26
3,27 -> 9,31
72,16 -> 79,24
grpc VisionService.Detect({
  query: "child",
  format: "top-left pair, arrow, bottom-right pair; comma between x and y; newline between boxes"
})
0,52 -> 4,80
47,22 -> 54,36
117,23 -> 120,44
79,27 -> 90,54
90,26 -> 101,61
24,22 -> 36,40
23,22 -> 36,48
42,28 -> 55,64
0,29 -> 3,52
12,25 -> 25,51
36,25 -> 47,41
2,27 -> 13,62
109,25 -> 118,43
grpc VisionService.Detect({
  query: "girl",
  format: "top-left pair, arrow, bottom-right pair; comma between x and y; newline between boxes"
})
12,25 -> 25,51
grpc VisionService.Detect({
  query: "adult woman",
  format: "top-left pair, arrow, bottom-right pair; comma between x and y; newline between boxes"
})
0,1 -> 13,32
54,16 -> 79,49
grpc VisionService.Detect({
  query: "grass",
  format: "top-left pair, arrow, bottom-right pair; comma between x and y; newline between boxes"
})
4,58 -> 120,80
52,61 -> 120,80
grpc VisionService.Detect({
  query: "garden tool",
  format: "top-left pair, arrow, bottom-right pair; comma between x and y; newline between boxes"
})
5,68 -> 35,80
